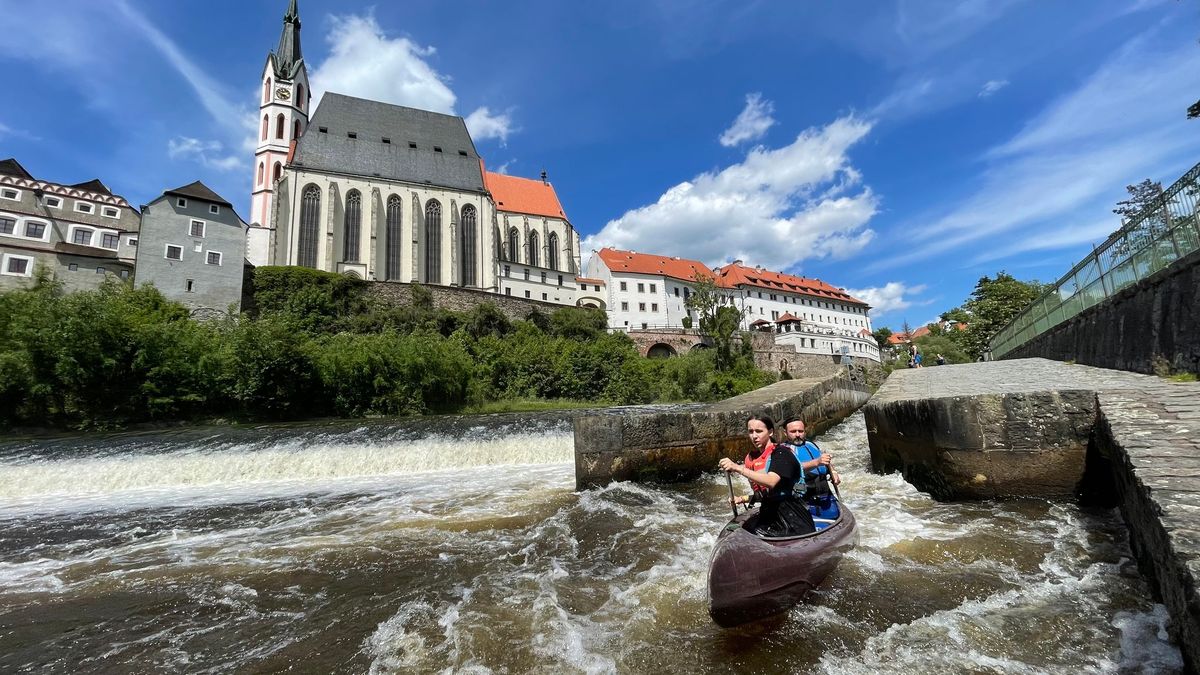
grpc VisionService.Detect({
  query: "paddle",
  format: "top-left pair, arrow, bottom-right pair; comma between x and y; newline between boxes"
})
725,469 -> 739,518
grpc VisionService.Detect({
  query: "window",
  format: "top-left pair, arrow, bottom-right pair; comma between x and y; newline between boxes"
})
68,263 -> 78,271
507,228 -> 519,262
684,288 -> 690,299
165,245 -> 183,260
621,302 -> 629,311
619,281 -> 627,291
547,232 -> 559,270
0,216 -> 14,235
557,275 -> 563,286
637,283 -> 644,293
298,185 -> 321,268
528,230 -> 539,267
0,188 -> 19,201
540,271 -> 547,283
524,290 -> 530,298
460,205 -> 477,287
261,114 -> 269,140
382,137 -> 391,144
650,284 -> 656,293
318,126 -> 328,134
503,265 -> 510,277
209,204 -> 220,215
101,233 -> 119,249
71,228 -> 93,245
524,269 -> 530,280
185,279 -> 195,292
127,237 -> 137,247
95,266 -> 105,275
347,132 -> 357,139
293,119 -> 301,139
542,293 -> 548,300
2,255 -> 31,276
75,202 -> 94,214
102,206 -> 119,219
24,221 -> 46,239
433,146 -> 442,153
505,288 -> 511,296
257,162 -> 265,185
424,200 -> 442,283
276,114 -> 285,139
674,288 -> 680,297
458,150 -> 468,157
120,270 -> 130,280
641,323 -> 648,329
207,251 -> 222,266
580,283 -> 587,291
176,197 -> 187,208
343,191 -> 362,262
44,196 -> 61,209
273,162 -> 282,183
652,303 -> 658,312
639,303 -> 646,311
408,142 -> 417,149
189,220 -> 205,238
264,78 -> 271,103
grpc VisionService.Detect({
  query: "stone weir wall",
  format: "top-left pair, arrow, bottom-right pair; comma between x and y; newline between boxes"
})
1002,246 -> 1200,375
367,282 -> 566,323
574,369 -> 872,489
863,358 -> 1200,670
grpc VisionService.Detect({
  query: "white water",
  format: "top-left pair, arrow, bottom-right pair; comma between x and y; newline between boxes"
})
0,412 -> 1184,674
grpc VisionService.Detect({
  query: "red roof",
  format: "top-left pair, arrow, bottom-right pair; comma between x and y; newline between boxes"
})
713,263 -> 867,306
750,319 -> 771,326
775,313 -> 802,323
484,171 -> 568,220
596,248 -> 715,283
575,276 -> 605,284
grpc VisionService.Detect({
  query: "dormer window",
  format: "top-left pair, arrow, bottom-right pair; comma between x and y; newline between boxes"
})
408,142 -> 417,149
347,132 -> 357,139
433,146 -> 442,153
318,126 -> 328,133
43,196 -> 62,208
209,204 -> 220,215
101,206 -> 120,219
382,137 -> 391,144
176,197 -> 188,208
75,201 -> 94,214
0,188 -> 19,201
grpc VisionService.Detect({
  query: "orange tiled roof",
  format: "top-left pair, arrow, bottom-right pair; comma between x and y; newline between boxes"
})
596,248 -> 715,283
713,263 -> 868,306
484,171 -> 568,220
775,313 -> 802,323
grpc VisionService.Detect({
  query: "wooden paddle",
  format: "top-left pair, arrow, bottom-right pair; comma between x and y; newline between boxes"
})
725,470 -> 739,518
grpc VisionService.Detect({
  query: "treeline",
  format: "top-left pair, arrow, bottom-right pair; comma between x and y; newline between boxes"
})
0,267 -> 773,430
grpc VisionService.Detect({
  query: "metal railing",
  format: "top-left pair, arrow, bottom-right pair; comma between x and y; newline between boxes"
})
990,161 -> 1200,358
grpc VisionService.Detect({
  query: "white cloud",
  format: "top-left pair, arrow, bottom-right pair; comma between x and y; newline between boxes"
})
492,160 -> 515,175
845,282 -> 927,315
978,79 -> 1009,97
719,93 -> 776,147
168,137 -> 243,172
310,13 -> 455,114
465,107 -> 515,144
584,116 -> 877,270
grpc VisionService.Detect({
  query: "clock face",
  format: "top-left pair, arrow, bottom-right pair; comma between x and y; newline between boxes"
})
275,87 -> 291,101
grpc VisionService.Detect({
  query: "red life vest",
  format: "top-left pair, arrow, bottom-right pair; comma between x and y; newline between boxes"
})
743,443 -> 776,497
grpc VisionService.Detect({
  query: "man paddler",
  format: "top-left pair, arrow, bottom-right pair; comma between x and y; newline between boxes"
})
780,418 -> 841,519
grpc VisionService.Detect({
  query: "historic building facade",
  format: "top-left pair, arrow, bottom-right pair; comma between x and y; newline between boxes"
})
136,182 -> 248,315
584,248 -> 711,331
250,2 -> 583,305
0,158 -> 140,292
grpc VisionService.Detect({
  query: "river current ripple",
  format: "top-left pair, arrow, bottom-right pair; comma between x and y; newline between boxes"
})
0,412 -> 1183,673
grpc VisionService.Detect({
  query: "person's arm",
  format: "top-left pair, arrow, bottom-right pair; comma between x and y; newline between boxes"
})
718,457 -> 780,489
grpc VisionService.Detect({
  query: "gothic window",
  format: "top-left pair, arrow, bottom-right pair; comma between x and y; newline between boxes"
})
276,114 -> 285,139
296,83 -> 305,110
386,195 -> 402,280
298,184 -> 320,268
261,114 -> 268,140
460,205 -> 477,286
264,78 -> 271,103
547,232 -> 559,271
528,230 -> 539,267
507,227 -> 519,262
257,162 -> 265,186
293,119 -> 301,140
343,190 -> 362,263
424,200 -> 441,284
272,162 -> 282,183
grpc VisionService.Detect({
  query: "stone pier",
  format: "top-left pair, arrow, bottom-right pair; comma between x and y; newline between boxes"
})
864,358 -> 1200,670
574,371 -> 872,489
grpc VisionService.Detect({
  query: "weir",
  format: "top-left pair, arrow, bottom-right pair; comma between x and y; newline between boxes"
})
572,369 -> 873,489
864,358 -> 1200,671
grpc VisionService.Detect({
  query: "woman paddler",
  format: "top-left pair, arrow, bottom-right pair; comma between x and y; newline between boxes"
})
718,415 -> 816,537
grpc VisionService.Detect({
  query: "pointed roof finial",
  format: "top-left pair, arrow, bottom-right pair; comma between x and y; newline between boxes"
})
274,0 -> 303,79
540,169 -> 548,185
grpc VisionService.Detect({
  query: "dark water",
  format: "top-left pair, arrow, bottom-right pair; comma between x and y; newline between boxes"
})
0,412 -> 1182,673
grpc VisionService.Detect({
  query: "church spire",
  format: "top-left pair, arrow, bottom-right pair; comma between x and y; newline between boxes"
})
274,0 -> 303,79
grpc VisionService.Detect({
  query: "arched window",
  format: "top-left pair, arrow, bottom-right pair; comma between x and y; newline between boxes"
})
547,232 -> 559,271
507,227 -> 519,262
297,83 -> 305,110
272,162 -> 282,183
386,195 -> 402,280
257,162 -> 265,185
261,114 -> 268,140
343,190 -> 361,263
264,78 -> 271,103
298,185 -> 321,268
424,200 -> 441,283
528,230 -> 539,267
275,114 -> 285,139
460,205 -> 477,286
293,119 -> 301,140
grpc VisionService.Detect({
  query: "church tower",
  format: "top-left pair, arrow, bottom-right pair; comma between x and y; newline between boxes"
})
247,0 -> 310,266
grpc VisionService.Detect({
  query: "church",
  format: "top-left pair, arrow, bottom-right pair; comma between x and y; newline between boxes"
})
248,1 -> 582,301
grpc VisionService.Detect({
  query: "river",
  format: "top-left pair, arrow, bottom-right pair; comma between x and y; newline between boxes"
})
0,411 -> 1183,674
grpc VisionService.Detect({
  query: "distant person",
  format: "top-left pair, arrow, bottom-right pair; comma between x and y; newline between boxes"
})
779,418 -> 841,519
936,353 -> 946,366
719,415 -> 815,537
914,352 -> 923,368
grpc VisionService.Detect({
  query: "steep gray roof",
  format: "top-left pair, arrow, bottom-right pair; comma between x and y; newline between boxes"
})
0,158 -> 32,179
293,93 -> 486,193
272,0 -> 304,80
164,180 -> 233,208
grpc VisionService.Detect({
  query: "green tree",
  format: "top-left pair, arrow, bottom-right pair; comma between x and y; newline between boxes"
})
958,272 -> 1049,359
871,327 -> 893,351
685,272 -> 743,371
1113,179 -> 1164,224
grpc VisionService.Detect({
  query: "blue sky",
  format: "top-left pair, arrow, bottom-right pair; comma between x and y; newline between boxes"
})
1,0 -> 1198,329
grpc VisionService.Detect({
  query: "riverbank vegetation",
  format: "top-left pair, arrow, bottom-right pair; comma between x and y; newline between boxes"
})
0,269 -> 773,430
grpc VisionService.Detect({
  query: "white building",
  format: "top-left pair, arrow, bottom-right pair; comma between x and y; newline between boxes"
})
714,262 -> 879,362
489,170 -> 581,305
585,248 -> 714,331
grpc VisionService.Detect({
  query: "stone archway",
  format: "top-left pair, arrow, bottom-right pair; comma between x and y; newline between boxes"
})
647,343 -> 678,359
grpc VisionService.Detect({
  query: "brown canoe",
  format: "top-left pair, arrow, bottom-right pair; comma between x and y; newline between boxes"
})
707,502 -> 857,628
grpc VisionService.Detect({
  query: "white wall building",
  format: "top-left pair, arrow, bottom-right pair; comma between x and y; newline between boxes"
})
585,248 -> 713,331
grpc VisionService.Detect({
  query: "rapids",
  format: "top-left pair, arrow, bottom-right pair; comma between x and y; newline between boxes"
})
0,411 -> 1183,674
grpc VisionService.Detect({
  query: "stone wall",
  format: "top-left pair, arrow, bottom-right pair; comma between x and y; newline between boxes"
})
366,281 -> 565,322
626,327 -> 848,378
574,373 -> 872,489
1003,247 -> 1200,375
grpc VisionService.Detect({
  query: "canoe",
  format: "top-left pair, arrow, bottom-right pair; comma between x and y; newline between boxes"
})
707,500 -> 857,628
